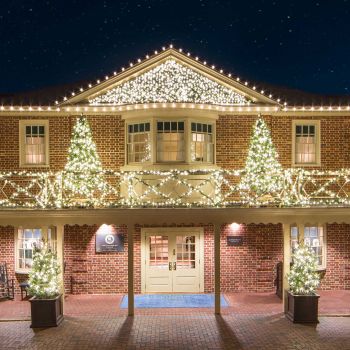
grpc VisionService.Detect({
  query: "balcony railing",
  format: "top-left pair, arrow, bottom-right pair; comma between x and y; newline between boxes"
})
0,169 -> 350,209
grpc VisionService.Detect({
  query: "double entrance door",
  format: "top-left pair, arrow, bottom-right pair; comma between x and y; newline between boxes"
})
142,228 -> 204,293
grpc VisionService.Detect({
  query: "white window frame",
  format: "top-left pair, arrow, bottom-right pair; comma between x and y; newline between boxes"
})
124,117 -> 216,166
190,121 -> 215,164
290,224 -> 327,270
126,121 -> 152,164
19,120 -> 50,167
292,120 -> 321,167
15,226 -> 57,274
155,119 -> 186,163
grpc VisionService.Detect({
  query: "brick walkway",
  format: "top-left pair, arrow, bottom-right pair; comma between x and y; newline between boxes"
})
1,314 -> 350,349
1,291 -> 349,321
0,292 -> 350,349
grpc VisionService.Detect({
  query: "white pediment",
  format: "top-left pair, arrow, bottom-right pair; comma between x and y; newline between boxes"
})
88,59 -> 250,106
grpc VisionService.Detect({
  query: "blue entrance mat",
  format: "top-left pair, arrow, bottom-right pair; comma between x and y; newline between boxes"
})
120,294 -> 229,308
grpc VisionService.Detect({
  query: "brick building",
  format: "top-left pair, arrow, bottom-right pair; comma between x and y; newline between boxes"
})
0,47 -> 350,314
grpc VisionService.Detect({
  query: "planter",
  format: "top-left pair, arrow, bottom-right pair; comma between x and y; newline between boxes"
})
286,291 -> 319,323
29,294 -> 63,328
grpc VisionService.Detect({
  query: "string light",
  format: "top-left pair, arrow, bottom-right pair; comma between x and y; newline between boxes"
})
89,60 -> 249,106
2,167 -> 350,208
288,245 -> 320,295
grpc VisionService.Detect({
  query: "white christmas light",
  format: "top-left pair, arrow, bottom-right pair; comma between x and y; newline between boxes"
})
89,60 -> 249,106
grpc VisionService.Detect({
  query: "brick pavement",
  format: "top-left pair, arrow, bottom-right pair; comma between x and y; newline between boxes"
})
0,314 -> 350,349
0,292 -> 349,349
1,291 -> 349,321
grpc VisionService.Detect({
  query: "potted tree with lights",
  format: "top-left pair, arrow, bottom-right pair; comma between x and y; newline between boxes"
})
28,241 -> 63,328
286,244 -> 320,323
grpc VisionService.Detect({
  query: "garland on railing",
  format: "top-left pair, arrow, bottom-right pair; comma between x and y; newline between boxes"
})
1,168 -> 350,209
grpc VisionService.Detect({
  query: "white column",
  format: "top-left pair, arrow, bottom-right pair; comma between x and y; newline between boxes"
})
127,224 -> 134,316
214,223 -> 221,314
56,224 -> 65,311
283,224 -> 291,312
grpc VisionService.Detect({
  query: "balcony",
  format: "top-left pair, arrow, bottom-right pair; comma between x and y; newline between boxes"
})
0,168 -> 350,209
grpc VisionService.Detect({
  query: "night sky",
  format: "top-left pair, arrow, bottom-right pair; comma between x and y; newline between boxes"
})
1,0 -> 350,95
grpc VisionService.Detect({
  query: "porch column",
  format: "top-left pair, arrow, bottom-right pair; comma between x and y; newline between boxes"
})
56,224 -> 65,311
282,224 -> 291,312
127,223 -> 134,316
214,223 -> 221,314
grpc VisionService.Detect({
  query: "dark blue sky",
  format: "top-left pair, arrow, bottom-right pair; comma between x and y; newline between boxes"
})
1,0 -> 350,94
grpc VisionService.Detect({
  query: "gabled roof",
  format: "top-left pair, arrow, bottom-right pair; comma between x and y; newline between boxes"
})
61,48 -> 279,107
0,45 -> 349,109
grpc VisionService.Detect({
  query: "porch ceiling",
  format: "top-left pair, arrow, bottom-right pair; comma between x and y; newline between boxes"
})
0,207 -> 350,226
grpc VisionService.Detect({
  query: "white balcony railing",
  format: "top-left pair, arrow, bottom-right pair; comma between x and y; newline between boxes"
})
0,168 -> 350,209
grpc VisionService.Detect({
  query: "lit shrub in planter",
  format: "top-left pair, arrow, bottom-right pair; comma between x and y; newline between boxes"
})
28,242 -> 63,328
286,244 -> 320,323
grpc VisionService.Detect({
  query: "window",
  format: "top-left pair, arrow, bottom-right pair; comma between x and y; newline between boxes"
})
176,235 -> 196,269
149,235 -> 168,268
16,227 -> 57,272
19,120 -> 49,166
293,121 -> 320,165
290,225 -> 326,269
191,123 -> 214,163
157,121 -> 185,162
127,122 -> 151,163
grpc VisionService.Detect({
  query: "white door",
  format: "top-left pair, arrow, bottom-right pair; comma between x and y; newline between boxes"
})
143,228 -> 203,293
172,234 -> 200,292
145,234 -> 172,292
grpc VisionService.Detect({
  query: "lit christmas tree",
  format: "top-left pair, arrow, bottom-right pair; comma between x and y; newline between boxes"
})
63,116 -> 107,205
239,117 -> 283,204
28,242 -> 61,299
288,244 -> 320,295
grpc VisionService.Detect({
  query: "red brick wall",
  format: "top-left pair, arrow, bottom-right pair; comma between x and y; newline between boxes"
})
0,226 -> 28,295
63,224 -> 128,294
319,224 -> 350,290
0,115 -> 124,171
216,114 -> 350,170
218,223 -> 284,293
2,223 -> 349,296
62,223 -> 283,294
0,114 -> 350,172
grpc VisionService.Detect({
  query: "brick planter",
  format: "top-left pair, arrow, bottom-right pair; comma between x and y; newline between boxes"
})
286,291 -> 319,323
30,294 -> 63,328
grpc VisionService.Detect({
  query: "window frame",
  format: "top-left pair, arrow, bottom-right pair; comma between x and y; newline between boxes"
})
19,120 -> 50,167
290,223 -> 327,270
190,121 -> 215,164
126,121 -> 152,165
15,226 -> 57,274
292,120 -> 321,167
125,117 -> 216,166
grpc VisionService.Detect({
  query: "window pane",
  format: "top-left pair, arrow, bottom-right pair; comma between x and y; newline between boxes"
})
157,121 -> 185,162
191,123 -> 214,163
304,226 -> 324,268
24,124 -> 46,164
176,235 -> 196,269
149,235 -> 168,268
127,122 -> 151,163
295,124 -> 317,164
